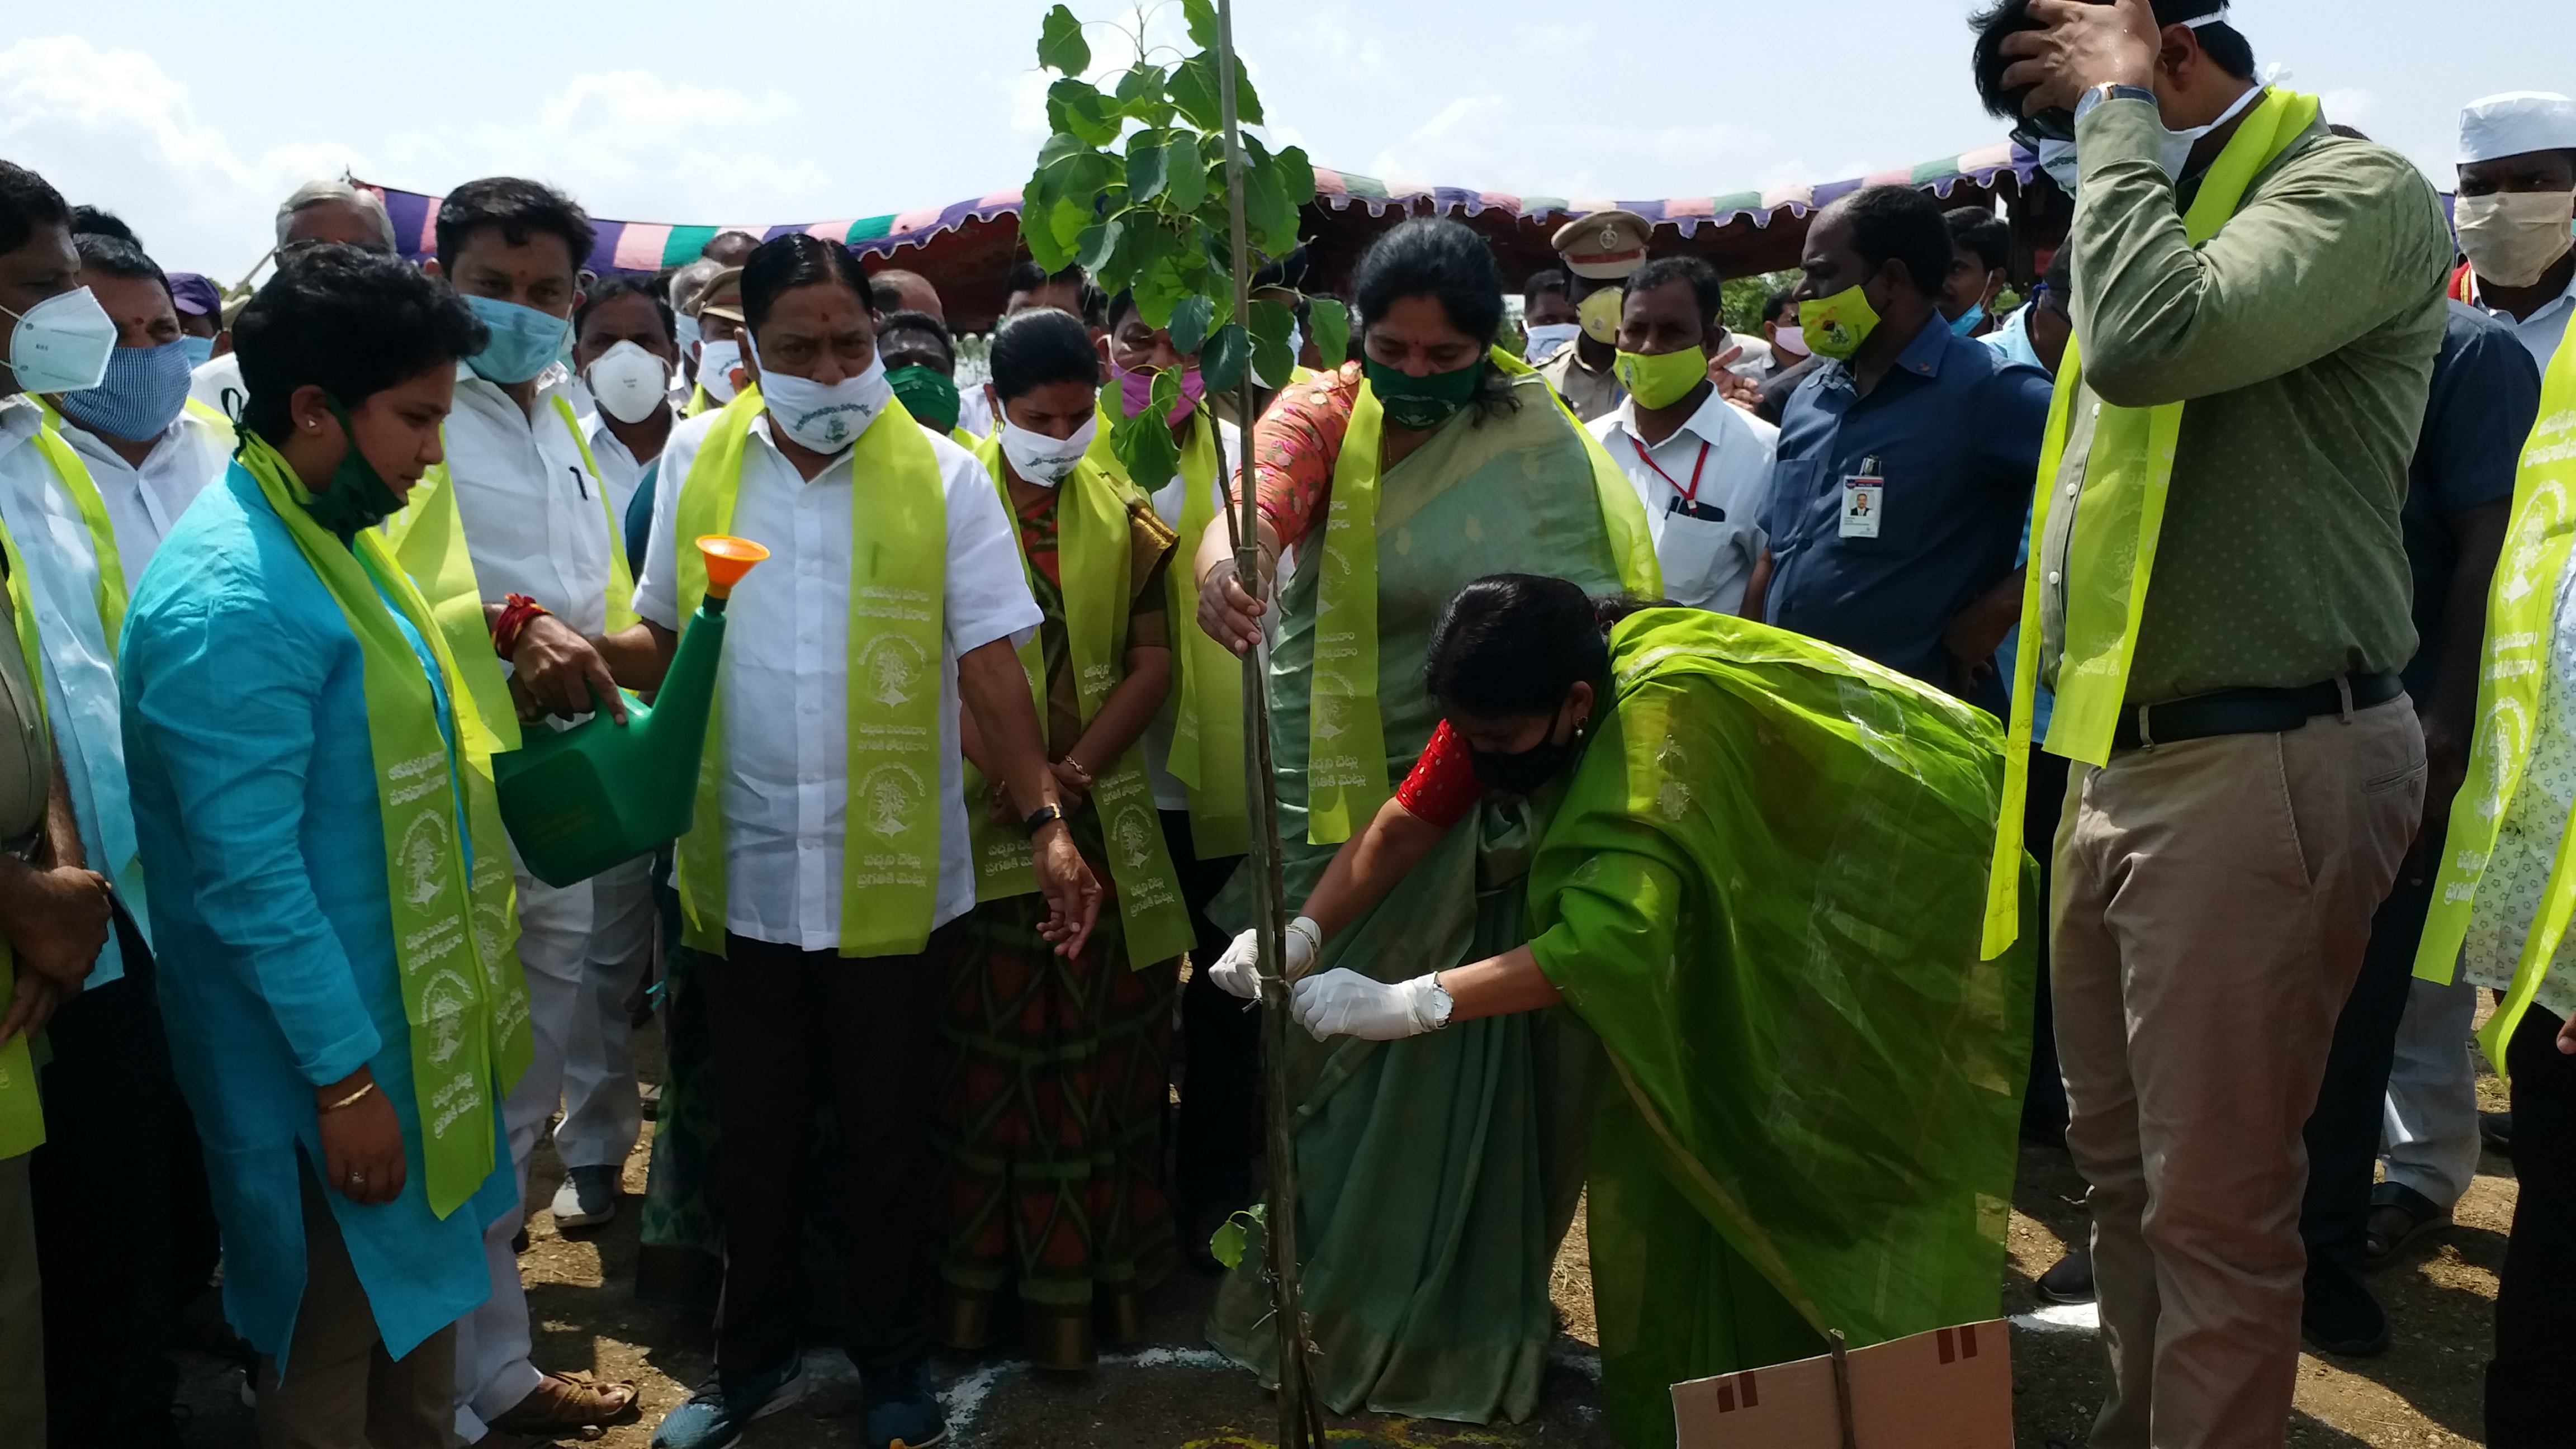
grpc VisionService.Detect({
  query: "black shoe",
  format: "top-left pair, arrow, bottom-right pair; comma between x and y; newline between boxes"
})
862,1358 -> 946,1449
2036,1244 -> 2095,1305
2482,1110 -> 2513,1157
2302,1265 -> 2390,1356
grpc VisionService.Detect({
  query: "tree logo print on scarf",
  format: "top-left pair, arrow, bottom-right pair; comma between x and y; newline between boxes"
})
860,762 -> 926,840
861,634 -> 929,707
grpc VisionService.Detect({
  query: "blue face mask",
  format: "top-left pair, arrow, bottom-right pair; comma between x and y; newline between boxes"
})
462,293 -> 572,386
1949,302 -> 1987,337
179,334 -> 216,368
56,339 -> 194,443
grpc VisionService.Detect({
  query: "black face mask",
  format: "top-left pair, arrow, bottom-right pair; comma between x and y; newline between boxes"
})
1466,702 -> 1588,795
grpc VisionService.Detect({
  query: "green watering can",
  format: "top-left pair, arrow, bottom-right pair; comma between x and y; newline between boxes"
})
492,535 -> 768,887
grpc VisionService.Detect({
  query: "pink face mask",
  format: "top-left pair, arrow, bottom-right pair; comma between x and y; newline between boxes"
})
1116,362 -> 1204,427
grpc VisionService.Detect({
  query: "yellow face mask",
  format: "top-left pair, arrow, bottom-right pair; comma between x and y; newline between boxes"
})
1797,284 -> 1882,360
1614,347 -> 1709,410
1578,286 -> 1623,344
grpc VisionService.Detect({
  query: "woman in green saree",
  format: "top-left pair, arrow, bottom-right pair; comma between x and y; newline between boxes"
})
1223,575 -> 2035,1448
1189,219 -> 1660,1423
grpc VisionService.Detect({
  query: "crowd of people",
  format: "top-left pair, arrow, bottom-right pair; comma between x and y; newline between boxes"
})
0,0 -> 2568,1447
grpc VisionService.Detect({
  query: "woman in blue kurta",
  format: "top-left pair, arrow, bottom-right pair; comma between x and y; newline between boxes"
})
120,245 -> 523,1447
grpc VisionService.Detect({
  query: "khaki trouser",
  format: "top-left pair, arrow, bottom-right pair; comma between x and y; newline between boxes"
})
0,1153 -> 41,1449
255,1163 -> 457,1449
2054,697 -> 2423,1449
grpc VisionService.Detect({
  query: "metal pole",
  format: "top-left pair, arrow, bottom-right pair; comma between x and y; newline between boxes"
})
1213,2 -> 1325,1444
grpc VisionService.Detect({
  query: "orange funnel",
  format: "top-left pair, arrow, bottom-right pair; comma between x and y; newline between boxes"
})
698,534 -> 768,599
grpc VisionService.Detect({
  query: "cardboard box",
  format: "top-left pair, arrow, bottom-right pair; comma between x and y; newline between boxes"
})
1671,1320 -> 2012,1448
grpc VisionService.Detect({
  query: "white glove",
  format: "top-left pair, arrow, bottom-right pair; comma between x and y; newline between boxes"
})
1290,968 -> 1451,1041
1204,917 -> 1324,1001
1206,928 -> 1263,999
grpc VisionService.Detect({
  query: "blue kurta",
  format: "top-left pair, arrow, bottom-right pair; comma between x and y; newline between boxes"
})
119,463 -> 512,1362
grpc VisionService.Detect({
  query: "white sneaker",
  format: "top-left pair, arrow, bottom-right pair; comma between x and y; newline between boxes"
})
551,1164 -> 619,1228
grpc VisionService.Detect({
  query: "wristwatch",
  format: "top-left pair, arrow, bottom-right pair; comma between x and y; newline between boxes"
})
2075,82 -> 2159,122
1020,803 -> 1066,838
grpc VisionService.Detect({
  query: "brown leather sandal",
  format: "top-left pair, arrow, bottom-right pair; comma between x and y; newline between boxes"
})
487,1370 -> 641,1433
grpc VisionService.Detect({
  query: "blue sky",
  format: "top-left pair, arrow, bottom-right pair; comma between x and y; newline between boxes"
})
2,0 -> 2569,281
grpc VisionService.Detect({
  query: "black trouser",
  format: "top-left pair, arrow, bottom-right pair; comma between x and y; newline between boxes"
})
2296,860 -> 2437,1286
1164,811 -> 1254,1219
2488,1005 -> 2573,1446
698,931 -> 945,1377
2023,746 -> 2072,1141
27,912 -> 197,1447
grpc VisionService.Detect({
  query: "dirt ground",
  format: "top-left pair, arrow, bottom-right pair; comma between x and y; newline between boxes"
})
171,1019 -> 2518,1448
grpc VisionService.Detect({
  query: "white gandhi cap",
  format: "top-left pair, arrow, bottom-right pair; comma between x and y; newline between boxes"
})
2458,91 -> 2576,165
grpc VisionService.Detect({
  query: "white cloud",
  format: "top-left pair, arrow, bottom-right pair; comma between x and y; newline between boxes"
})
0,36 -> 842,278
0,35 -> 358,282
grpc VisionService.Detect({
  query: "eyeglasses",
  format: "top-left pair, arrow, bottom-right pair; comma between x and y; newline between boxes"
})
2009,108 -> 2078,153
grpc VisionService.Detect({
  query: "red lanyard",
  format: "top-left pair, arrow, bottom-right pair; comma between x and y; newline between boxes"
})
1630,434 -> 1712,505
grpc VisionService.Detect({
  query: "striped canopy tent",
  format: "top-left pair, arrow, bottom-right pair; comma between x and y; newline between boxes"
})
356,140 -> 2047,331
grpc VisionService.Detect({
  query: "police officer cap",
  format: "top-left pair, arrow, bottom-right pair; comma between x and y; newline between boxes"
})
1551,210 -> 1652,281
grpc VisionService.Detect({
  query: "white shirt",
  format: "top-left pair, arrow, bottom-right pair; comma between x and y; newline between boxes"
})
2471,267 -> 2576,373
955,384 -> 995,441
0,399 -> 148,986
1141,418 -> 1242,811
187,351 -> 244,422
441,365 -> 614,636
1590,387 -> 1778,613
579,412 -> 656,529
633,410 -> 1039,949
53,408 -> 227,590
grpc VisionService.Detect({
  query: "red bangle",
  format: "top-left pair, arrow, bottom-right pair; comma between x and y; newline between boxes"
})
492,594 -> 551,659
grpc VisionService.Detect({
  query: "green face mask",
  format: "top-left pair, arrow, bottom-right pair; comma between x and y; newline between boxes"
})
887,364 -> 962,434
1797,285 -> 1882,361
1363,355 -> 1485,430
1614,346 -> 1708,410
296,399 -> 405,539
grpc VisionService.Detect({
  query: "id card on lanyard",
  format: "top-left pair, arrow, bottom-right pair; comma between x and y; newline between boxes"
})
1840,454 -> 1884,539
1633,434 -> 1723,523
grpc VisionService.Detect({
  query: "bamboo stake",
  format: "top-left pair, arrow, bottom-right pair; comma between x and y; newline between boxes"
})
1212,2 -> 1327,1443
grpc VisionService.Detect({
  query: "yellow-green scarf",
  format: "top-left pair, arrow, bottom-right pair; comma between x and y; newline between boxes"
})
965,435 -> 1194,966
1086,401 -> 1247,855
0,515 -> 42,1159
27,400 -> 135,661
2413,330 -> 2576,1077
671,396 -> 951,957
1983,88 -> 2323,956
1306,346 -> 1661,843
240,435 -> 533,1217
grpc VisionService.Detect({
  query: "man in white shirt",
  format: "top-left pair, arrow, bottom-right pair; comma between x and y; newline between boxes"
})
406,176 -> 645,1447
1588,256 -> 1778,614
0,200 -> 205,1449
2455,91 -> 2576,372
571,274 -> 681,523
614,234 -> 1096,1449
189,180 -> 397,421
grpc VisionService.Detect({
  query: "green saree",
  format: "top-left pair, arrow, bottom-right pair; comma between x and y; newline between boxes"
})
1531,608 -> 2037,1448
1208,369 -> 1638,1422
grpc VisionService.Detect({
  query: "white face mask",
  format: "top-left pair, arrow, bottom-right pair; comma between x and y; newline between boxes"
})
751,342 -> 892,454
1,287 -> 117,396
1769,324 -> 1807,359
998,411 -> 1099,486
695,338 -> 742,404
2039,77 -> 2263,196
2457,190 -> 2576,290
1524,321 -> 1581,362
2152,83 -> 2264,182
585,340 -> 672,425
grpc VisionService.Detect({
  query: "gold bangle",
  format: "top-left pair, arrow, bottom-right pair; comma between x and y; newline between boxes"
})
322,1081 -> 376,1114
